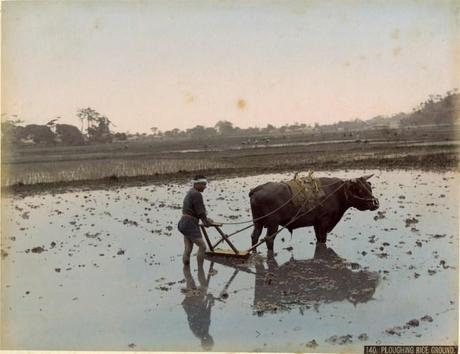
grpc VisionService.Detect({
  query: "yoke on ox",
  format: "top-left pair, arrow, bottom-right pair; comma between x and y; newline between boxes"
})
249,174 -> 379,251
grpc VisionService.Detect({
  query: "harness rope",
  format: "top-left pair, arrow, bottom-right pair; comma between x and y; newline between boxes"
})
247,181 -> 348,252
218,180 -> 344,226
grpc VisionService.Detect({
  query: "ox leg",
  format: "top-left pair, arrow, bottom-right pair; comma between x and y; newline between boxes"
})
265,224 -> 279,251
314,225 -> 327,243
251,222 -> 263,247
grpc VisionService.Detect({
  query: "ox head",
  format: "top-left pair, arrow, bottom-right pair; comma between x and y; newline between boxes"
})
345,174 -> 379,211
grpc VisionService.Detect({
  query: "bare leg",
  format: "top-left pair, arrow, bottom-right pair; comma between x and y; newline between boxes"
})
183,264 -> 196,289
183,237 -> 193,265
197,263 -> 206,290
193,238 -> 207,268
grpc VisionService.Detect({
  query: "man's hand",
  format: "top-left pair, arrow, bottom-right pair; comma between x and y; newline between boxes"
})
202,218 -> 212,227
203,218 -> 222,227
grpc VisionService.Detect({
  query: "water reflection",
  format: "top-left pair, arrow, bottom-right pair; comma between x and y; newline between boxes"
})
253,244 -> 380,315
181,265 -> 215,350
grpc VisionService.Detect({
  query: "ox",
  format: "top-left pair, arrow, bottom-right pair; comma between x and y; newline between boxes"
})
249,174 -> 379,250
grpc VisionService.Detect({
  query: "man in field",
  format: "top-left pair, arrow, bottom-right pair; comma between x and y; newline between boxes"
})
178,175 -> 215,267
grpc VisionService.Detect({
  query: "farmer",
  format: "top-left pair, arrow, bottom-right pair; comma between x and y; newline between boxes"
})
178,175 -> 215,266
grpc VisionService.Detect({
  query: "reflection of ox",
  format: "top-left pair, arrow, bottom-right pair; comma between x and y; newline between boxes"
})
253,244 -> 379,315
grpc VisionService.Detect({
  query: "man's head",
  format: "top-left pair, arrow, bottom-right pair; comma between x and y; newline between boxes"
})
192,175 -> 208,192
201,335 -> 214,351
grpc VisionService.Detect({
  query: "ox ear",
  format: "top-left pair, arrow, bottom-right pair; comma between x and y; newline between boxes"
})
361,174 -> 374,180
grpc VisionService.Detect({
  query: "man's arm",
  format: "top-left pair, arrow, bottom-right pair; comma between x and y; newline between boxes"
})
192,192 -> 212,226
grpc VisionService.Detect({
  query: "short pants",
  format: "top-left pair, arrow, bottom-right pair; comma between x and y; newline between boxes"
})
178,215 -> 202,240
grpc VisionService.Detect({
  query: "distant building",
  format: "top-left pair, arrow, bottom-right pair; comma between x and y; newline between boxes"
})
372,121 -> 400,130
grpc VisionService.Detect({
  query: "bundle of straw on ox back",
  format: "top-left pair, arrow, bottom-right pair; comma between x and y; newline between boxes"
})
285,171 -> 325,208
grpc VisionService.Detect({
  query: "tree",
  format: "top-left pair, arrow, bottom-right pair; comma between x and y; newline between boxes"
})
77,107 -> 99,133
244,126 -> 261,135
77,108 -> 113,143
204,127 -> 218,137
214,120 -> 234,135
45,116 -> 61,128
87,115 -> 112,143
20,124 -> 56,144
1,119 -> 25,144
163,128 -> 182,138
55,124 -> 85,145
262,124 -> 275,133
187,125 -> 207,139
113,132 -> 127,141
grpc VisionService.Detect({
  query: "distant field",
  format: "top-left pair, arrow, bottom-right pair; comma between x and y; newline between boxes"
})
1,125 -> 459,192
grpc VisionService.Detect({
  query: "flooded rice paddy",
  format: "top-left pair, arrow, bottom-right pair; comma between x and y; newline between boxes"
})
1,170 -> 458,352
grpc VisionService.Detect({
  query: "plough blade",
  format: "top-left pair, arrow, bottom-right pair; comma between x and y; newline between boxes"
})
205,249 -> 250,259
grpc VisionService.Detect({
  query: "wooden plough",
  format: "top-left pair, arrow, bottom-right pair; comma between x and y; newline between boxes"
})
200,224 -> 251,259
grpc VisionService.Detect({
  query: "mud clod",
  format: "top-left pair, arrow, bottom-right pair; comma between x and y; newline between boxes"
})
326,334 -> 353,345
405,217 -> 419,227
421,315 -> 433,322
374,211 -> 386,220
406,319 -> 420,327
305,339 -> 318,348
385,326 -> 403,336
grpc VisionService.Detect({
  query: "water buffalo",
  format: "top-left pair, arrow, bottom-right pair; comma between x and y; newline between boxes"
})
249,174 -> 379,250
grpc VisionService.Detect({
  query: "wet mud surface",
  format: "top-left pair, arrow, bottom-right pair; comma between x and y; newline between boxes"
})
1,170 -> 458,352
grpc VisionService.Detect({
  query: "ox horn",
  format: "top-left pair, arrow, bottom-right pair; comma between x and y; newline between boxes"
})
361,174 -> 374,180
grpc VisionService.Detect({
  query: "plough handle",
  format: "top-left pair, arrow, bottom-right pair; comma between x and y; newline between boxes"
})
200,225 -> 214,251
199,224 -> 240,255
214,226 -> 240,254
211,223 -> 254,249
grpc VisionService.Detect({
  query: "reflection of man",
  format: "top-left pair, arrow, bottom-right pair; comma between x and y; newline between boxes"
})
181,265 -> 214,350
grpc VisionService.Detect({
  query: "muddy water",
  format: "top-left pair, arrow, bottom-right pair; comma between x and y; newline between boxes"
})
1,170 -> 458,352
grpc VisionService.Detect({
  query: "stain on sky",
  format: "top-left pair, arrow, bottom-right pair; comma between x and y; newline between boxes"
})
185,92 -> 197,103
237,99 -> 247,110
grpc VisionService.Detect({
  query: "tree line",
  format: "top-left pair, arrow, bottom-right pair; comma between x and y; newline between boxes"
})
156,91 -> 459,138
1,108 -> 127,145
2,91 -> 458,146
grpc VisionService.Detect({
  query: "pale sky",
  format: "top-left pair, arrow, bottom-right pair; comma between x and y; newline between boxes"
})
2,0 -> 459,133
